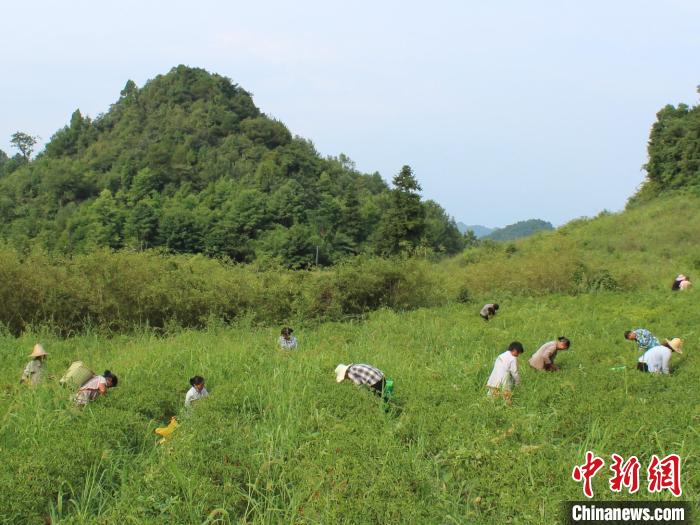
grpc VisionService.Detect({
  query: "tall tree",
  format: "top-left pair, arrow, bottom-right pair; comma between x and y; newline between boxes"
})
374,165 -> 426,255
0,149 -> 8,178
422,200 -> 464,254
10,132 -> 38,160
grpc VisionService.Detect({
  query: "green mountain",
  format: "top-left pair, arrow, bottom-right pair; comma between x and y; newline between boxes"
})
484,219 -> 554,241
0,66 -> 463,266
456,222 -> 493,238
631,87 -> 700,204
0,86 -> 698,334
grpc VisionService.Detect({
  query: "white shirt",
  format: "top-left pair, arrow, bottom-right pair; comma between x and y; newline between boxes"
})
185,386 -> 209,407
480,304 -> 496,317
639,345 -> 672,374
278,335 -> 298,350
487,350 -> 520,389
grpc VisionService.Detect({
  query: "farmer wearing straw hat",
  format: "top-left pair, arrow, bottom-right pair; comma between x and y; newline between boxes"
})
637,338 -> 683,374
672,274 -> 692,291
21,344 -> 48,386
335,363 -> 386,396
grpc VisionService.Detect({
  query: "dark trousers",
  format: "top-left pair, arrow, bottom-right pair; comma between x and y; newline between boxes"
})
370,378 -> 386,396
637,362 -> 649,373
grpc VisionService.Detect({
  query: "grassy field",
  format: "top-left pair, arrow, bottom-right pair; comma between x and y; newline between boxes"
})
1,291 -> 697,524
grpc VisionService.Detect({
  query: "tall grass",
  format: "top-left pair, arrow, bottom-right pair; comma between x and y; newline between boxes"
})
2,194 -> 699,336
1,291 -> 697,523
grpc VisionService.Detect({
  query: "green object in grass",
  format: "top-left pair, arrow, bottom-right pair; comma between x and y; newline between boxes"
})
385,379 -> 394,395
610,365 -> 627,371
383,379 -> 394,402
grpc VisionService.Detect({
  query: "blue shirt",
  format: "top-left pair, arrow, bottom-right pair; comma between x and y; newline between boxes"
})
633,329 -> 660,353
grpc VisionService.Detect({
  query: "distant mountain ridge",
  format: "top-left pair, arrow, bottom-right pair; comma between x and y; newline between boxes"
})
456,222 -> 493,238
486,219 -> 554,241
457,219 -> 553,241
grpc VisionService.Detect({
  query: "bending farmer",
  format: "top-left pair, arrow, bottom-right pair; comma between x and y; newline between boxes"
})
637,338 -> 683,374
185,375 -> 209,408
486,341 -> 524,404
278,327 -> 298,350
528,337 -> 571,371
480,303 -> 499,321
75,370 -> 118,406
624,328 -> 660,354
335,363 -> 386,396
21,344 -> 48,386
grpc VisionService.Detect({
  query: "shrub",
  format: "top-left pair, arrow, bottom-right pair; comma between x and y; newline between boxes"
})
456,286 -> 472,304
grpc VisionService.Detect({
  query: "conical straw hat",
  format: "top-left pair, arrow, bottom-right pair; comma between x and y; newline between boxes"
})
335,364 -> 349,383
665,338 -> 683,354
29,344 -> 48,358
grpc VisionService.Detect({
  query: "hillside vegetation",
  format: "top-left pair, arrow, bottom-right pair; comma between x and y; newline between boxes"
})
1,292 -> 697,524
442,193 -> 700,297
1,192 -> 697,335
0,66 -> 463,266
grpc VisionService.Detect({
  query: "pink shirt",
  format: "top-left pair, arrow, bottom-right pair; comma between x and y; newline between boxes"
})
80,375 -> 107,391
76,375 -> 107,405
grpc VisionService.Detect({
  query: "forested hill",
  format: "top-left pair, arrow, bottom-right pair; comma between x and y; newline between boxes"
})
631,87 -> 700,204
484,219 -> 554,241
0,66 -> 463,267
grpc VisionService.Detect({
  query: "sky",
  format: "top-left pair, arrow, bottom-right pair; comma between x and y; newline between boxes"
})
1,0 -> 698,227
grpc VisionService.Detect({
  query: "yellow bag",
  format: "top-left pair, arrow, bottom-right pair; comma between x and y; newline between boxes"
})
155,417 -> 178,444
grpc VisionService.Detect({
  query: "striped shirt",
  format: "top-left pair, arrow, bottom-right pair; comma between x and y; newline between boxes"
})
346,364 -> 384,387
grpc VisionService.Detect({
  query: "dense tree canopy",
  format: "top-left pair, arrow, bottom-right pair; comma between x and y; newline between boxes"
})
632,87 -> 700,203
0,66 -> 463,266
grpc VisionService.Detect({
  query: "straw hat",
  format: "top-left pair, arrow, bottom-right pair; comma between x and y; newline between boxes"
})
29,344 -> 47,358
335,364 -> 349,383
665,338 -> 683,354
